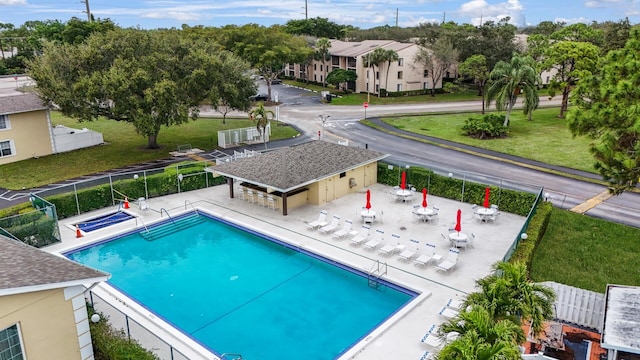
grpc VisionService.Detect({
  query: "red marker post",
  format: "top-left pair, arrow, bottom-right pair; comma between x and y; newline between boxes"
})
363,102 -> 369,120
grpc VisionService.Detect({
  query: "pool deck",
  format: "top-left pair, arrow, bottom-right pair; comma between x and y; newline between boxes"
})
47,183 -> 527,360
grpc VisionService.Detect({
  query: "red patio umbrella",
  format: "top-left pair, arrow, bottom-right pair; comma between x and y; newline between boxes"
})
365,189 -> 372,210
455,209 -> 462,233
483,187 -> 491,208
401,171 -> 407,190
422,188 -> 428,208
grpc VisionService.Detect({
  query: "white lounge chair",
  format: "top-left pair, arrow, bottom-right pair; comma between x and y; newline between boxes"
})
320,215 -> 341,234
378,234 -> 403,255
420,324 -> 444,349
331,219 -> 353,239
436,248 -> 460,272
413,243 -> 440,266
398,239 -> 419,261
349,225 -> 370,246
364,229 -> 384,250
439,305 -> 459,319
446,298 -> 465,310
306,210 -> 328,230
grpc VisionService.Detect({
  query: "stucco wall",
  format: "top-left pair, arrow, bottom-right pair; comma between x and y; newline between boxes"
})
0,110 -> 53,165
307,163 -> 378,206
0,288 -> 87,359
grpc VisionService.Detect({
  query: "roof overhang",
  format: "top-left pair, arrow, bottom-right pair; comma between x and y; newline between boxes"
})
0,275 -> 110,297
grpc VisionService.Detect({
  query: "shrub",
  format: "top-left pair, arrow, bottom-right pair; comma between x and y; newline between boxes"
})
88,306 -> 159,360
509,201 -> 553,268
462,114 -> 508,139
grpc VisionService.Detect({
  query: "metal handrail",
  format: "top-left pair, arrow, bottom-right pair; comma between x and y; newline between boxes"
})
135,217 -> 149,233
184,200 -> 198,215
160,208 -> 175,224
0,226 -> 21,241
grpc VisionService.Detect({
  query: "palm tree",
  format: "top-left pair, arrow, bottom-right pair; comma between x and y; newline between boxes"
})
485,53 -> 539,127
315,37 -> 331,87
248,103 -> 275,150
465,261 -> 556,337
362,48 -> 387,100
437,331 -> 523,360
383,49 -> 399,96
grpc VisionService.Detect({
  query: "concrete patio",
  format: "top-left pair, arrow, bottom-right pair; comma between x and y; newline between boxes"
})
48,182 -> 528,360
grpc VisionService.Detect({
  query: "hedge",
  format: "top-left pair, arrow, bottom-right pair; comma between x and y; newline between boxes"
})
88,306 -> 159,360
508,201 -> 553,268
377,163 -> 537,217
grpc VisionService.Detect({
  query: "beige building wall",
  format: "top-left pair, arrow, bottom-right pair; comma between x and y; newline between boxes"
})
0,287 -> 89,359
306,163 -> 379,206
0,110 -> 53,165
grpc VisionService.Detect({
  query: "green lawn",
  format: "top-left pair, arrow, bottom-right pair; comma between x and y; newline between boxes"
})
0,112 -> 299,190
531,208 -> 640,292
379,107 -> 596,173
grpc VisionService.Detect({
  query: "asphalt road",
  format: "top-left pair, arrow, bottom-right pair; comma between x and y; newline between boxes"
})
2,80 -> 638,228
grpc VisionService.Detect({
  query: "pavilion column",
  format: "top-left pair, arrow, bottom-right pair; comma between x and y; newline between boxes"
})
227,177 -> 234,198
282,193 -> 288,216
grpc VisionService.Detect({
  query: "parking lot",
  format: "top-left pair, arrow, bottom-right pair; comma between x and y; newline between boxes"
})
257,80 -> 323,106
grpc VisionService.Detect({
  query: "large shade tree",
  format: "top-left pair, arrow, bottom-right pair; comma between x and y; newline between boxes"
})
459,54 -> 489,114
568,27 -> 640,194
543,41 -> 600,118
414,38 -> 459,96
218,24 -> 312,101
485,53 -> 540,126
28,28 -> 253,148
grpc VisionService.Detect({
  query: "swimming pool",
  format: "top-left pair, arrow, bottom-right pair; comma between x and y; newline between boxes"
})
66,212 -> 417,360
75,211 -> 136,232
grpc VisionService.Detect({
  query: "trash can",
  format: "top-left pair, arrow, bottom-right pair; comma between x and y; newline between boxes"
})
325,94 -> 332,103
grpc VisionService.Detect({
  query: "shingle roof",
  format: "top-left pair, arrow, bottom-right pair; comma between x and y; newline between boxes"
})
328,40 -> 414,57
0,93 -> 47,115
208,141 -> 388,192
0,236 -> 109,295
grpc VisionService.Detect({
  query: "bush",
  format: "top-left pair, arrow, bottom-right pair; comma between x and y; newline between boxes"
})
88,306 -> 159,360
509,201 -> 553,268
462,114 -> 509,139
377,163 -> 536,217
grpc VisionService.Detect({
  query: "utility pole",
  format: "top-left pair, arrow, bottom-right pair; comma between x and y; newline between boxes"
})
442,12 -> 446,24
395,8 -> 398,27
305,0 -> 308,19
82,0 -> 92,22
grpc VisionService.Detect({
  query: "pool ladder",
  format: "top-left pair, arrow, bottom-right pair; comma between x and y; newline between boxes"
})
367,260 -> 387,289
221,353 -> 243,360
160,208 -> 176,224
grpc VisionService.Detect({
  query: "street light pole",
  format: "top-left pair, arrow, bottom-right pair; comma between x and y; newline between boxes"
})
318,114 -> 330,139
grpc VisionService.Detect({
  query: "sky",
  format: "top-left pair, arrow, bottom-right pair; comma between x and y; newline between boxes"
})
0,0 -> 638,30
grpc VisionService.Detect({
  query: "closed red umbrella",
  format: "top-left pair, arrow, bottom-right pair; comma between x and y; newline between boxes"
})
401,171 -> 406,190
365,189 -> 371,210
422,188 -> 428,208
455,209 -> 462,233
483,187 -> 491,208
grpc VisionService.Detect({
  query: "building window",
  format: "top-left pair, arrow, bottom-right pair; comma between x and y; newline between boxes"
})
0,140 -> 14,157
375,84 -> 379,92
397,84 -> 403,91
0,115 -> 9,130
367,70 -> 369,79
423,82 -> 429,89
397,71 -> 403,79
398,58 -> 403,66
376,71 -> 379,80
320,64 -> 323,71
423,70 -> 428,78
0,324 -> 24,360
314,64 -> 317,70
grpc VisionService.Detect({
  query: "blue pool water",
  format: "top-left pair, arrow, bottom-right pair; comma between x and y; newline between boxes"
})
66,213 -> 416,360
76,211 -> 135,232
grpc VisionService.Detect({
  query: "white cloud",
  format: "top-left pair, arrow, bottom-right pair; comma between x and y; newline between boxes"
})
142,11 -> 203,22
400,16 -> 441,27
584,0 -> 624,8
0,0 -> 26,5
457,0 -> 525,25
553,16 -> 593,24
